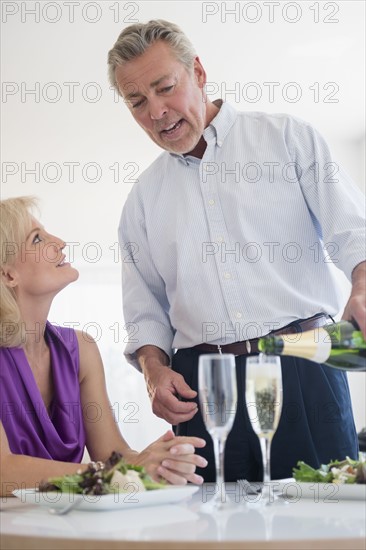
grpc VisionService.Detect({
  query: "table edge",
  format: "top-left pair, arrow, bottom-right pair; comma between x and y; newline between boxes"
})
1,534 -> 365,550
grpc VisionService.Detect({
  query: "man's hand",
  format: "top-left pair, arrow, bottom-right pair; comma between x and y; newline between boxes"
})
342,261 -> 366,337
137,346 -> 198,425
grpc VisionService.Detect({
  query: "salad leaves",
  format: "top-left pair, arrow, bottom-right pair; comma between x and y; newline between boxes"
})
293,456 -> 366,485
39,451 -> 167,496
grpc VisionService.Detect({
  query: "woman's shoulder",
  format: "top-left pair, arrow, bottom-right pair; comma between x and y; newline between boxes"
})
46,322 -> 81,364
46,323 -> 102,379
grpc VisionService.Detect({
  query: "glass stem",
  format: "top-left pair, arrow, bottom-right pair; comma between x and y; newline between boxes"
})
214,435 -> 225,494
260,436 -> 271,484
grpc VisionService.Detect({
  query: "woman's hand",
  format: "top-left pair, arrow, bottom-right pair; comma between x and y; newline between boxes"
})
124,430 -> 207,485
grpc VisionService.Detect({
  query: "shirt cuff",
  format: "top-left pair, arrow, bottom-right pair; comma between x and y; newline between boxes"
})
123,324 -> 174,372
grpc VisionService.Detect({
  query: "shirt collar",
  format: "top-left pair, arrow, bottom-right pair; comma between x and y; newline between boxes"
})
170,100 -> 238,161
205,99 -> 238,147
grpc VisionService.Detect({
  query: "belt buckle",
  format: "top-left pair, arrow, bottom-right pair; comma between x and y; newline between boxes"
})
246,340 -> 251,354
217,344 -> 222,355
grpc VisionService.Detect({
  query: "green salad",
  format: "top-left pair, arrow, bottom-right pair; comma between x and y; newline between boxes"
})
39,451 -> 167,496
293,456 -> 366,485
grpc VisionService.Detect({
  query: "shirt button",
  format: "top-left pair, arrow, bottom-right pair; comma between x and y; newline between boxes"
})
217,236 -> 224,243
208,199 -> 215,206
235,312 -> 242,319
224,272 -> 231,279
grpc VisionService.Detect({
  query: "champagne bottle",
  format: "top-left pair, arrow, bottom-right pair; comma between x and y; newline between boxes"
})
258,321 -> 366,371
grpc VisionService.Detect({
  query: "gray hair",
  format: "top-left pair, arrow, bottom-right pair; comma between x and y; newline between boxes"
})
108,19 -> 196,95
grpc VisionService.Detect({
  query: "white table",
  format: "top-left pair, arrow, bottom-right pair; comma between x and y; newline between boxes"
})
1,483 -> 365,549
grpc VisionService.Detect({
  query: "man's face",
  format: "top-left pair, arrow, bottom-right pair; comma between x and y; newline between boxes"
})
115,41 -> 208,155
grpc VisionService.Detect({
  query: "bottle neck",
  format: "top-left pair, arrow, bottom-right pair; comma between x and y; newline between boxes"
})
280,327 -> 332,362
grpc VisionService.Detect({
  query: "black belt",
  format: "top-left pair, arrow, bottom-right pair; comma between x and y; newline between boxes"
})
191,313 -> 332,356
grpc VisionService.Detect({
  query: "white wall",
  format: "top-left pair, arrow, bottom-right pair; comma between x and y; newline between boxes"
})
2,1 -> 365,446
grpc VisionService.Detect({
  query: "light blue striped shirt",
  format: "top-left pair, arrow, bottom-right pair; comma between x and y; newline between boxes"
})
119,101 -> 365,368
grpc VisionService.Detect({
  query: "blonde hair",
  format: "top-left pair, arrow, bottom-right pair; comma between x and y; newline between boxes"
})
0,196 -> 38,347
108,19 -> 196,95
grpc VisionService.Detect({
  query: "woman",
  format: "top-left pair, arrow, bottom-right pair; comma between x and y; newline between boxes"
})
0,197 -> 207,496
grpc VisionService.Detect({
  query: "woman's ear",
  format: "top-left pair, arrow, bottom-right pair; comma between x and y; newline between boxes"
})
1,266 -> 18,288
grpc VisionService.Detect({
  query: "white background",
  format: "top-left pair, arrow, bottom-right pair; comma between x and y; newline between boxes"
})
1,0 -> 365,449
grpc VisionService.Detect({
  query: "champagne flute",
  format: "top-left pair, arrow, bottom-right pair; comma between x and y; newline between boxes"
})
245,355 -> 283,505
198,354 -> 237,509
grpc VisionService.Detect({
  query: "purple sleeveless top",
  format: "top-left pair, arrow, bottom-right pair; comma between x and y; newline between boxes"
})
0,322 -> 86,462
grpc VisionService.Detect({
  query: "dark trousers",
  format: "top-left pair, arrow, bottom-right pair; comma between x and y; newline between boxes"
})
172,348 -> 359,482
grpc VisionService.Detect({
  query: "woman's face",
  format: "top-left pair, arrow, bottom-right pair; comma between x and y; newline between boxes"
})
8,217 -> 79,300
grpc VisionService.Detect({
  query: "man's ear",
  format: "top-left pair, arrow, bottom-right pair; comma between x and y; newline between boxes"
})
193,56 -> 207,89
1,266 -> 18,288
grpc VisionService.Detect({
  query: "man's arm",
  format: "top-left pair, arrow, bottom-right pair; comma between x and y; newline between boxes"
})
119,186 -> 199,424
119,190 -> 175,371
289,118 -> 365,333
136,345 -> 198,425
290,118 -> 365,285
342,261 -> 366,337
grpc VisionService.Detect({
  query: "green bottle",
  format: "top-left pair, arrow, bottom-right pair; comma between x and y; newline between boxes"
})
258,321 -> 366,371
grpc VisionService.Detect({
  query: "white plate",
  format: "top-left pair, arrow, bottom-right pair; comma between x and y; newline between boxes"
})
12,485 -> 199,511
276,478 -> 366,501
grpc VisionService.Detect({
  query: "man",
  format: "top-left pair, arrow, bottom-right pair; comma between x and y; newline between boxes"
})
108,20 -> 365,482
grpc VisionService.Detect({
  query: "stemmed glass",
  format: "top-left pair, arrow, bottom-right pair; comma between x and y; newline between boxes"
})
198,354 -> 237,509
245,355 -> 283,506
